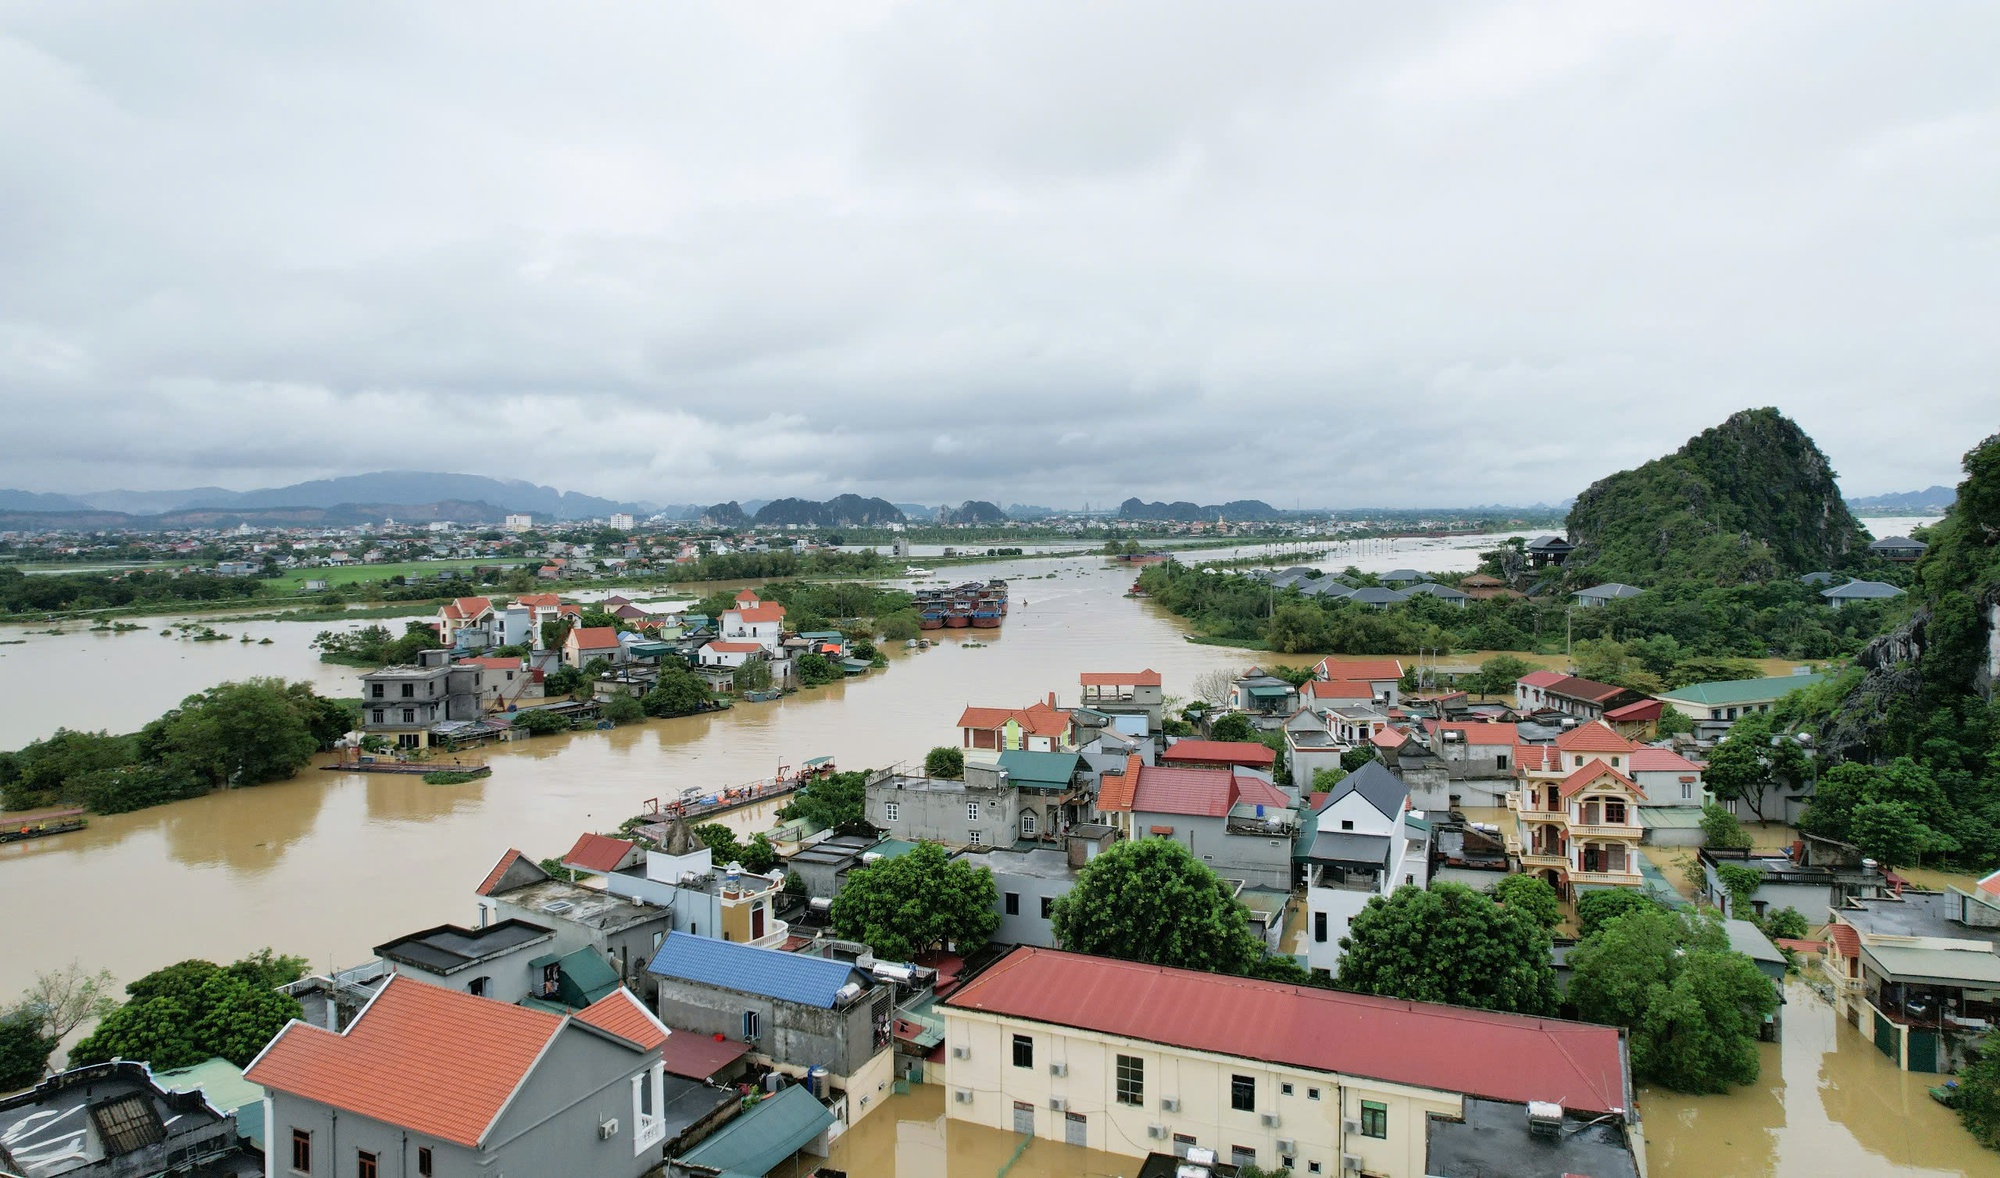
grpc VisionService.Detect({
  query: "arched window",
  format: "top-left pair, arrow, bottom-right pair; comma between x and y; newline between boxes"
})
1021,811 -> 1037,836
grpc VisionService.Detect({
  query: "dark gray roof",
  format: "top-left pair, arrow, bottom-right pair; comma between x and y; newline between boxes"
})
1381,568 -> 1424,583
374,919 -> 554,974
1347,586 -> 1408,605
1869,535 -> 1926,549
1306,830 -> 1392,868
1821,579 -> 1905,600
1426,1096 -> 1638,1178
1403,582 -> 1468,600
1321,760 -> 1409,820
1527,535 -> 1574,551
1798,571 -> 1837,586
1299,579 -> 1353,599
1573,582 -> 1642,600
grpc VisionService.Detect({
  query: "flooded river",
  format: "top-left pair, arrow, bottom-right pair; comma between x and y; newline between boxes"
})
2,529 -> 1986,1175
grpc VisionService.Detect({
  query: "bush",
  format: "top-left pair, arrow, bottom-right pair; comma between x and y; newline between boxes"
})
69,953 -> 306,1071
796,651 -> 841,687
925,746 -> 965,779
599,694 -> 645,726
1701,802 -> 1754,850
422,771 -> 483,785
1210,713 -> 1256,743
1958,1045 -> 2000,1148
1762,907 -> 1810,941
510,708 -> 572,736
1715,862 -> 1765,918
1575,889 -> 1664,938
1492,873 -> 1563,929
880,611 -> 922,641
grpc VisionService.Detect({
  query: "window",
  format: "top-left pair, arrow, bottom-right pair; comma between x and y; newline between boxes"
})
1307,1087 -> 1321,1101
1005,892 -> 1020,915
370,683 -> 384,698
401,708 -> 416,723
417,1148 -> 432,1177
467,976 -> 487,997
968,830 -> 982,846
1115,1054 -> 1144,1106
292,1132 -> 313,1175
371,709 -> 384,724
1360,1100 -> 1388,1138
1021,811 -> 1036,835
1281,1155 -> 1296,1170
1040,896 -> 1053,918
1683,781 -> 1694,800
1496,754 -> 1508,770
401,683 -> 415,698
1339,819 -> 1354,831
1314,913 -> 1327,943
1001,1032 -> 1032,1069
966,801 -> 980,820
1231,1146 -> 1257,1168
1308,1163 -> 1323,1174
1230,1074 -> 1255,1112
357,1152 -> 378,1178
1575,755 -> 1585,767
884,801 -> 899,822
743,1010 -> 760,1041
1281,1082 -> 1294,1096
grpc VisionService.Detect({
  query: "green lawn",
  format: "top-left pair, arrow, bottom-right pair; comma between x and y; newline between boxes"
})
270,559 -> 524,589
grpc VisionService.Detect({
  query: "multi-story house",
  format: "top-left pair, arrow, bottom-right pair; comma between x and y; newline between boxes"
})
956,697 -> 1075,753
1513,672 -> 1648,721
1095,754 -> 1295,890
1506,724 -> 1646,897
571,824 -> 791,950
720,590 -> 786,653
1077,670 -> 1165,734
435,595 -> 494,647
248,976 -> 692,1178
360,648 -> 481,749
1304,763 -> 1427,973
564,625 -> 626,668
474,850 -> 675,998
1311,658 -> 1405,706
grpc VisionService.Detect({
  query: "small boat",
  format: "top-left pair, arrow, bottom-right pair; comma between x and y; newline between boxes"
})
962,641 -> 987,648
1,808 -> 87,844
1930,1082 -> 1960,1108
904,639 -> 919,649
742,688 -> 782,702
904,565 -> 934,578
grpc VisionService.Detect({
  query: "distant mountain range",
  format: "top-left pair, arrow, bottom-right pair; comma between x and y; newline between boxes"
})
751,496 -> 905,527
1847,486 -> 1955,515
0,471 -> 650,520
1118,497 -> 1284,522
945,500 -> 1007,525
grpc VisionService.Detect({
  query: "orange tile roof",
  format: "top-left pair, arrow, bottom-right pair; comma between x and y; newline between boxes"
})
1514,744 -> 1563,774
1081,670 -> 1162,686
1558,761 -> 1647,800
735,589 -> 761,605
1980,869 -> 2000,898
1828,922 -> 1861,958
574,988 -> 669,1051
1370,726 -> 1407,749
515,593 -> 562,608
467,657 -> 522,670
1628,748 -> 1701,774
1096,754 -> 1143,812
706,641 -> 765,654
442,596 -> 493,621
1161,740 -> 1277,768
475,848 -> 528,897
569,626 -> 622,650
1555,722 -> 1638,755
245,976 -> 566,1148
957,702 -> 1072,738
1314,658 -> 1405,682
1302,679 -> 1375,700
562,833 -> 636,874
1434,721 -> 1519,747
732,604 -> 787,624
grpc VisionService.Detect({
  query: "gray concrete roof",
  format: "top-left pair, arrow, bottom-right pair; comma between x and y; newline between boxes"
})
497,877 -> 673,934
1425,1096 -> 1639,1178
1841,891 -> 2000,950
984,847 -> 1078,881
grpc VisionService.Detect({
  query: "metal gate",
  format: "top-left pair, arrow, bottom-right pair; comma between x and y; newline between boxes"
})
1013,1101 -> 1034,1136
1064,1111 -> 1087,1146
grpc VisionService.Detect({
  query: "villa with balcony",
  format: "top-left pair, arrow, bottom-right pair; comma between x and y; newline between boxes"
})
1506,723 -> 1647,898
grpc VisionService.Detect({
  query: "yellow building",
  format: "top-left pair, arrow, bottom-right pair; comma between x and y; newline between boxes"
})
1505,722 -> 1647,898
941,948 -> 1641,1178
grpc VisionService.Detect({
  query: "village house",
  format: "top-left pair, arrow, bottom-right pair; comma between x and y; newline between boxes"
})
1604,697 -> 1664,740
564,625 -> 626,669
866,761 -> 1052,849
575,824 -> 791,950
1657,671 -> 1827,743
247,976 -> 701,1178
697,639 -> 767,671
435,595 -> 494,647
475,850 -> 675,998
1229,668 -> 1300,720
0,1061 -> 261,1177
1868,535 -> 1928,562
1701,836 -> 1890,923
647,935 -> 896,1127
1311,658 -> 1405,706
466,654 -> 541,707
1304,762 -> 1428,973
1095,754 -> 1295,890
1525,535 -> 1575,566
1406,720 -> 1518,809
1281,709 -> 1344,794
941,947 -> 1641,1178
360,648 -> 481,749
1629,746 -> 1710,846
1159,739 -> 1278,775
978,825 -> 1122,949
1298,677 -> 1377,716
1826,879 -> 2000,1074
1506,723 -> 1647,898
1513,671 -> 1649,721
1078,669 -> 1166,733
1821,579 -> 1907,609
1572,582 -> 1642,607
720,589 -> 787,653
956,697 -> 1075,753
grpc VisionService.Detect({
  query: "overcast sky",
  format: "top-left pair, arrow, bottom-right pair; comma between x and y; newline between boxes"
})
0,2 -> 1993,508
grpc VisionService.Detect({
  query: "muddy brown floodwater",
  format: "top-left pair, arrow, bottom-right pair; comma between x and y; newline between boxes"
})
1,533 -> 1990,1175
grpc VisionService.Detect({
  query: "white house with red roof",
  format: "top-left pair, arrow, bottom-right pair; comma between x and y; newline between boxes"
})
1506,722 -> 1647,896
1628,746 -> 1706,806
1099,759 -> 1296,889
697,639 -> 767,670
247,975 -> 693,1178
1312,657 -> 1405,705
435,596 -> 494,647
721,590 -> 787,653
1298,677 -> 1377,716
563,625 -> 626,669
1413,720 -> 1521,807
957,697 -> 1075,753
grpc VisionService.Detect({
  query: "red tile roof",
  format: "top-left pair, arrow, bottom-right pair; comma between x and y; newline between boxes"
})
515,593 -> 563,608
658,1029 -> 752,1080
1828,922 -> 1861,958
1433,722 -> 1519,747
1160,740 -> 1277,769
732,604 -> 787,624
1628,748 -> 1701,774
245,976 -> 568,1148
1980,869 -> 2000,899
1302,679 -> 1375,700
574,988 -> 669,1051
1514,744 -> 1563,774
1558,761 -> 1647,800
1604,699 -> 1664,722
1543,676 -> 1629,704
706,641 -> 765,654
946,948 -> 1630,1116
467,657 -> 522,670
1130,764 -> 1290,817
1555,722 -> 1638,755
1081,669 -> 1163,686
1314,658 -> 1405,683
562,833 -> 636,874
1096,754 -> 1143,813
569,626 -> 622,650
1517,670 -> 1567,689
442,596 -> 493,620
734,589 -> 761,605
957,702 -> 1071,739
475,848 -> 528,897
1370,726 -> 1406,749
1776,937 -> 1824,955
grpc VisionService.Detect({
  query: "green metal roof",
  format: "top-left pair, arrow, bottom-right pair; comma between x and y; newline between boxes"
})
1639,807 -> 1705,829
677,1084 -> 834,1174
871,839 -> 921,860
557,947 -> 622,1006
997,750 -> 1081,788
1659,673 -> 1827,707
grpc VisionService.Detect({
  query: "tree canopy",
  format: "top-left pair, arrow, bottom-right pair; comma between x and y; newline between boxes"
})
777,770 -> 868,830
69,951 -> 307,1071
925,746 -> 965,779
830,842 -> 999,961
1050,838 -> 1265,975
1566,910 -> 1778,1093
1491,873 -> 1563,930
1334,883 -> 1559,1016
1575,889 -> 1665,939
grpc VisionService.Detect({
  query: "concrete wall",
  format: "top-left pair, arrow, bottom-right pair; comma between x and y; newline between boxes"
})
392,943 -> 546,1004
1134,814 -> 1291,890
991,870 -> 1070,948
654,977 -> 891,1080
867,778 -> 1024,848
943,1006 -> 1461,1176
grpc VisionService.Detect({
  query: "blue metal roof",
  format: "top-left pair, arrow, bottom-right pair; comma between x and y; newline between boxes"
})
646,934 -> 867,1009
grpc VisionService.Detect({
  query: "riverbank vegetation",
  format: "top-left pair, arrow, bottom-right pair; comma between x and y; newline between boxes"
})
68,950 -> 306,1071
0,678 -> 352,814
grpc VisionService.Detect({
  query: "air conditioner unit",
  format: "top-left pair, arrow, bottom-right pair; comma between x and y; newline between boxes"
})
1343,1153 -> 1363,1173
953,1089 -> 972,1104
1277,1138 -> 1296,1154
1261,1113 -> 1281,1129
597,1118 -> 619,1140
1343,1118 -> 1362,1136
1160,1097 -> 1180,1113
1048,1062 -> 1068,1077
951,1044 -> 969,1059
1048,1097 -> 1066,1112
1147,1124 -> 1166,1140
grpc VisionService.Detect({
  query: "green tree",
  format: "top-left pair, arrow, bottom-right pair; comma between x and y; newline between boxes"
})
1340,745 -> 1379,772
1335,883 -> 1559,1016
795,651 -> 841,687
509,708 -> 571,735
0,1005 -> 56,1093
1664,657 -> 1762,690
1210,713 -> 1256,743
1566,910 -> 1778,1093
1702,729 -> 1772,822
1957,1045 -> 2000,1149
69,952 -> 306,1071
1848,801 -> 1930,870
1267,602 -> 1329,653
831,843 -> 1000,961
1473,654 -> 1535,699
1050,839 -> 1262,975
879,611 -> 922,641
599,694 -> 645,725
732,659 -> 773,693
1715,863 -> 1764,917
1762,908 -> 1810,941
544,665 -> 586,696
1700,802 -> 1753,850
1575,889 -> 1664,939
777,770 -> 869,830
1492,873 -> 1563,930
1309,766 -> 1349,794
140,679 -> 323,790
642,668 -> 713,717
925,746 -> 965,779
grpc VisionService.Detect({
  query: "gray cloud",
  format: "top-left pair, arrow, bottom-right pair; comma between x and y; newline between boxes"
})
0,1 -> 1993,507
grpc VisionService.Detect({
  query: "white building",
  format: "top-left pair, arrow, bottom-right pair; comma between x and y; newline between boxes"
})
720,589 -> 787,653
610,512 -> 636,530
1304,762 -> 1427,974
504,513 -> 534,531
